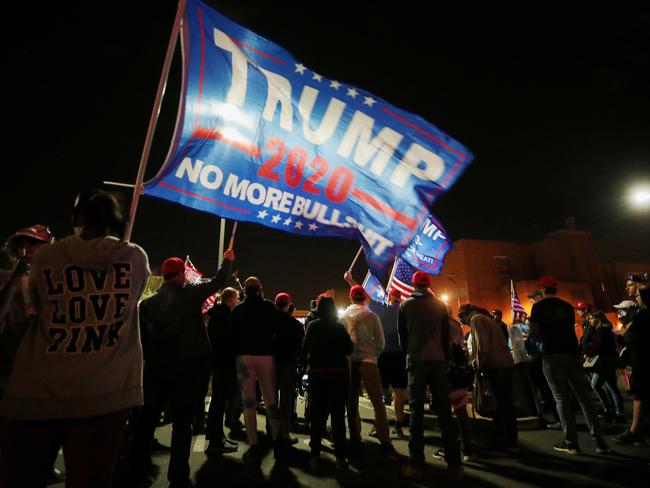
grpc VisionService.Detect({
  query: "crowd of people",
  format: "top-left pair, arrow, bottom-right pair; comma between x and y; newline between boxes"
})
0,190 -> 648,488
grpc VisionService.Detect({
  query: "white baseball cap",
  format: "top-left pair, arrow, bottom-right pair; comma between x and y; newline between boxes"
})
613,300 -> 636,310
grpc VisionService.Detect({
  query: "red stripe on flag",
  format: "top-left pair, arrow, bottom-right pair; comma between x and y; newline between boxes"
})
158,182 -> 253,214
389,278 -> 414,297
191,128 -> 262,157
228,36 -> 286,64
381,107 -> 467,187
196,8 -> 206,128
351,189 -> 417,230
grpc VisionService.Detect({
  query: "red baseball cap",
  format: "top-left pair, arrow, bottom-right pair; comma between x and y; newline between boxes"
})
161,257 -> 185,277
538,275 -> 559,288
412,271 -> 431,287
275,292 -> 291,306
574,302 -> 593,310
349,285 -> 367,300
5,225 -> 53,247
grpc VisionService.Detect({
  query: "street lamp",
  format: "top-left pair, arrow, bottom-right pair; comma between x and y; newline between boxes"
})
628,185 -> 650,209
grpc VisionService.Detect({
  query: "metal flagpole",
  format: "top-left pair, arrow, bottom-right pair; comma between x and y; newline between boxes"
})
228,222 -> 238,250
124,0 -> 187,241
348,246 -> 363,272
218,218 -> 226,267
386,258 -> 398,289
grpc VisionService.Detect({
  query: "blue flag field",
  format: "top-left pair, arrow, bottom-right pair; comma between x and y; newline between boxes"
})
144,0 -> 473,275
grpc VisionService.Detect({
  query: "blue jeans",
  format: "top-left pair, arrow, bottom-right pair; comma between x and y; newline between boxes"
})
407,361 -> 461,468
591,370 -> 624,416
542,354 -> 604,443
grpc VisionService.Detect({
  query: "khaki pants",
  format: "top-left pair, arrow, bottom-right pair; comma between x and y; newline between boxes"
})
348,361 -> 390,443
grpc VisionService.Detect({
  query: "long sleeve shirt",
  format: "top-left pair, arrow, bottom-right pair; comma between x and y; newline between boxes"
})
341,303 -> 384,363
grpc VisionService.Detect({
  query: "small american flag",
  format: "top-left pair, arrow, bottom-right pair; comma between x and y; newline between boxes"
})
510,279 -> 526,321
386,258 -> 417,298
185,256 -> 217,314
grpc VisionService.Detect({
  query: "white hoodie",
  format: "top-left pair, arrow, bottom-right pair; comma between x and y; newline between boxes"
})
0,235 -> 149,419
342,303 -> 385,363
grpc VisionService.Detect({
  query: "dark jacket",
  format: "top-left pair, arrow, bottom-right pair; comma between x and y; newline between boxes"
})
303,317 -> 353,372
140,259 -> 232,369
229,294 -> 279,356
207,302 -> 235,362
275,310 -> 305,368
398,290 -> 451,366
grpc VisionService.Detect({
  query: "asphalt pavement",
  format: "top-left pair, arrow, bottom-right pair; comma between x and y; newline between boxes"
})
49,393 -> 648,487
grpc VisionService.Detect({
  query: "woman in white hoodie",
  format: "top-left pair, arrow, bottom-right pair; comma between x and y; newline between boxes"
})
0,190 -> 150,488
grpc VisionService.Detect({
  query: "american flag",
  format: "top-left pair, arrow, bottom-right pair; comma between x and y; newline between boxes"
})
185,256 -> 217,314
386,258 -> 417,298
510,279 -> 526,321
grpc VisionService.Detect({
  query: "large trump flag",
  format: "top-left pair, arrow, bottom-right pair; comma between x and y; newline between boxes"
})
144,0 -> 473,275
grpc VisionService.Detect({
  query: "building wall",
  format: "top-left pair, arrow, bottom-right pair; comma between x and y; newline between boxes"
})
429,229 -> 649,319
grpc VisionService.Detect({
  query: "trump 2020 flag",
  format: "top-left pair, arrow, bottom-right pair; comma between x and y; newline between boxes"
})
400,214 -> 450,275
362,271 -> 387,304
144,0 -> 474,275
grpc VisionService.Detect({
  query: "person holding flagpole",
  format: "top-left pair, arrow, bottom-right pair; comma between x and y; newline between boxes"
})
344,270 -> 408,437
132,249 -> 234,487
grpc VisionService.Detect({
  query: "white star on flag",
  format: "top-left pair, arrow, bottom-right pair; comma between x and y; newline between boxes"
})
312,73 -> 322,82
363,96 -> 376,107
294,63 -> 306,74
347,88 -> 359,98
308,223 -> 318,231
330,80 -> 341,90
283,217 -> 293,226
271,214 -> 281,223
294,221 -> 303,229
257,210 -> 268,219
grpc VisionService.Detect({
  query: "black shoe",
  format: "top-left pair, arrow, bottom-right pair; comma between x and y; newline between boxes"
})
432,448 -> 445,460
553,441 -> 580,455
205,440 -> 238,454
47,467 -> 65,485
613,429 -> 646,446
595,438 -> 611,454
243,444 -> 262,464
151,438 -> 171,454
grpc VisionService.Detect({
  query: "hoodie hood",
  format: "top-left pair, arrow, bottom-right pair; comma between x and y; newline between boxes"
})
57,235 -> 133,272
344,303 -> 371,321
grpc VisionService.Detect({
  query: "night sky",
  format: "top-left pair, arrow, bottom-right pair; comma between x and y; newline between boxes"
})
5,1 -> 649,308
